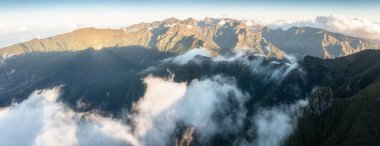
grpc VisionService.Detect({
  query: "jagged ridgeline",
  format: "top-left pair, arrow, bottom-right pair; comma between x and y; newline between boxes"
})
0,18 -> 378,59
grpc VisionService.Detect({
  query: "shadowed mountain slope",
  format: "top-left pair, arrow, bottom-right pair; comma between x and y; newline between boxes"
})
1,47 -> 380,145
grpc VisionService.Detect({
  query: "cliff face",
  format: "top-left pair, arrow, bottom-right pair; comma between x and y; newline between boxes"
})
0,18 -> 378,59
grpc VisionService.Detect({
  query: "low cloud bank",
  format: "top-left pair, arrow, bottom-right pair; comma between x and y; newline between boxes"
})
251,15 -> 380,40
154,49 -> 307,146
0,47 -> 309,146
132,75 -> 248,145
169,48 -> 300,83
171,48 -> 214,65
0,75 -> 249,146
0,87 -> 140,146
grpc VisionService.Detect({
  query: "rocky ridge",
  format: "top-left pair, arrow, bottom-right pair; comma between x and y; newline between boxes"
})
0,17 -> 378,59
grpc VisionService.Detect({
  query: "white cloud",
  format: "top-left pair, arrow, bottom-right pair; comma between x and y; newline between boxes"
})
253,100 -> 308,146
0,48 -> 309,146
170,48 -> 214,65
240,54 -> 299,83
138,49 -> 305,145
0,74 -> 249,146
132,75 -> 248,145
0,87 -> 140,146
1,15 -> 379,48
313,15 -> 380,39
253,15 -> 380,40
0,54 -> 14,66
170,48 -> 300,83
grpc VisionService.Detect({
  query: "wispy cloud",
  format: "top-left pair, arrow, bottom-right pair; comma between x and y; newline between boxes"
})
251,15 -> 380,40
252,100 -> 308,146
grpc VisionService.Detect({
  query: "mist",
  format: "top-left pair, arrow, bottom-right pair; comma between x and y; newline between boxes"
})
0,47 -> 311,146
0,87 -> 140,146
255,15 -> 380,40
252,100 -> 308,146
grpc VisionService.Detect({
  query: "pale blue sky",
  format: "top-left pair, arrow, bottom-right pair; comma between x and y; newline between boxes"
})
0,0 -> 379,47
1,0 -> 379,22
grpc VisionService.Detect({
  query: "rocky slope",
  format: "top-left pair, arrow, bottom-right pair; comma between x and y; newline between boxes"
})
0,18 -> 285,58
1,18 -> 377,59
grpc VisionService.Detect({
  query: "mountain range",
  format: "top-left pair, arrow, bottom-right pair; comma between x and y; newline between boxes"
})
1,17 -> 378,59
1,17 -> 380,146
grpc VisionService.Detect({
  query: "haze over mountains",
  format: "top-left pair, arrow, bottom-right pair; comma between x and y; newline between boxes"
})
1,17 -> 378,59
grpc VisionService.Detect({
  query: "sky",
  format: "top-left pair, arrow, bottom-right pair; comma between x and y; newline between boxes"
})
0,0 -> 379,47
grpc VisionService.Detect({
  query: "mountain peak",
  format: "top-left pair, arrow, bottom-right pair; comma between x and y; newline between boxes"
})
0,18 -> 377,59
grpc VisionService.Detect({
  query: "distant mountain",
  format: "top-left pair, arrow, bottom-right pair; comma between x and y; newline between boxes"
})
0,18 -> 285,59
0,17 -> 378,59
263,27 -> 379,58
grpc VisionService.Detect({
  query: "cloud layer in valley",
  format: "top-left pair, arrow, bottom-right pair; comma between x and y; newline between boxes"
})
0,75 -> 308,146
0,74 -> 249,146
133,75 -> 248,145
0,47 -> 311,146
0,87 -> 140,146
170,48 -> 300,83
171,48 -> 214,65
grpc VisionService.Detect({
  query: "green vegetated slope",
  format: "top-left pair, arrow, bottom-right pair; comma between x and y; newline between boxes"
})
286,81 -> 380,146
286,49 -> 380,146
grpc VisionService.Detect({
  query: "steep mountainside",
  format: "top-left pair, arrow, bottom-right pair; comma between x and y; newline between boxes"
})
0,18 -> 285,58
1,18 -> 377,59
1,47 -> 380,145
286,50 -> 380,146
